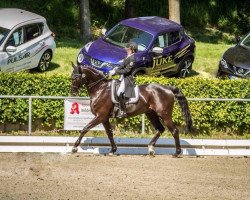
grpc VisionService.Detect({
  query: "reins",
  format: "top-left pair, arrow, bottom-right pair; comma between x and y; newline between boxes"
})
87,76 -> 107,89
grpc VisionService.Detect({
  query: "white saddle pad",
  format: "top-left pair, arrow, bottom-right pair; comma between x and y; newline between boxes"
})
111,80 -> 139,104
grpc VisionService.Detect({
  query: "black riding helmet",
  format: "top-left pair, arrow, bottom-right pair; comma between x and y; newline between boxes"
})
125,42 -> 138,53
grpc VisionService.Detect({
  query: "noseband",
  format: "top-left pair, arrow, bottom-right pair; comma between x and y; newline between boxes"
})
71,72 -> 84,90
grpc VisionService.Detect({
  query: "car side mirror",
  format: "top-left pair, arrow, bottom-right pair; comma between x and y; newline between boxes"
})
152,47 -> 163,54
101,28 -> 107,36
6,46 -> 17,53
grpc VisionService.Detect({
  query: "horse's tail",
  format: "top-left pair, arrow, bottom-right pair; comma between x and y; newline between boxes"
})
167,86 -> 194,133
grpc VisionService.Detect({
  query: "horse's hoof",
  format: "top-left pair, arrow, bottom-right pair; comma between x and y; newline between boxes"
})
108,149 -> 118,156
172,153 -> 180,158
108,152 -> 115,156
148,150 -> 155,156
172,149 -> 182,158
72,147 -> 78,153
148,145 -> 155,156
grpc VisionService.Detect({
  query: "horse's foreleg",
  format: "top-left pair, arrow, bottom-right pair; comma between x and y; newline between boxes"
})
72,117 -> 101,153
102,120 -> 117,154
146,112 -> 165,155
148,131 -> 161,155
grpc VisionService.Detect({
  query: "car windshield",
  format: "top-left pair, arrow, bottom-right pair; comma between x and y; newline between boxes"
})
104,24 -> 153,51
240,32 -> 250,49
0,27 -> 10,46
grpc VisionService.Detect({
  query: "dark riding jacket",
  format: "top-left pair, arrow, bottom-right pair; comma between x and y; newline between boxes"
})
114,54 -> 136,98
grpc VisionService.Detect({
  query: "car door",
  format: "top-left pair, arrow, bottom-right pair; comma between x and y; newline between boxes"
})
150,31 -> 182,76
23,23 -> 46,70
1,27 -> 30,72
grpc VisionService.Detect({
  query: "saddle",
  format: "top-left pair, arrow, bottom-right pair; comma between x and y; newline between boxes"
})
111,80 -> 139,104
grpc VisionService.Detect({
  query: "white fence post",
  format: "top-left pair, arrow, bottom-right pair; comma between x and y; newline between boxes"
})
28,97 -> 32,136
141,114 -> 145,134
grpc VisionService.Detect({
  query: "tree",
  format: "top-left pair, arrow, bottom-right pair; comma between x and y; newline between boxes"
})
79,0 -> 92,43
125,0 -> 135,18
168,0 -> 180,24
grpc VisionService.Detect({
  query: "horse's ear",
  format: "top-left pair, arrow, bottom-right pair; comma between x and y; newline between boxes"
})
71,62 -> 76,68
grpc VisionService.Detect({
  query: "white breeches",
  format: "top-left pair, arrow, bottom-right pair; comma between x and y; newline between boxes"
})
117,75 -> 125,96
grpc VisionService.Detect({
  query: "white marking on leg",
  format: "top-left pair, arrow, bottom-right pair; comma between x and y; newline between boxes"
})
148,145 -> 155,155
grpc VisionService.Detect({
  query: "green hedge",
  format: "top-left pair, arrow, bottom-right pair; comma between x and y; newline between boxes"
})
0,73 -> 249,135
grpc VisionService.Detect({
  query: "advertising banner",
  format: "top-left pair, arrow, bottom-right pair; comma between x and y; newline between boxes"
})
64,99 -> 104,130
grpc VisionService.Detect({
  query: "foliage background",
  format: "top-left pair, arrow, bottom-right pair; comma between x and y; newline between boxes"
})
0,0 -> 249,39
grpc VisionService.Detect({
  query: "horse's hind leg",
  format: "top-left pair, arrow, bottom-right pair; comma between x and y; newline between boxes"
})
102,120 -> 117,154
146,111 -> 165,155
161,114 -> 181,157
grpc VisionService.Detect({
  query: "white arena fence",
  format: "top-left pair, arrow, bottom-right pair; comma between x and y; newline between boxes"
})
0,95 -> 249,156
0,136 -> 249,156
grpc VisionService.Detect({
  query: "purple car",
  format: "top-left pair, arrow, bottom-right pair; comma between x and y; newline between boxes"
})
77,16 -> 195,77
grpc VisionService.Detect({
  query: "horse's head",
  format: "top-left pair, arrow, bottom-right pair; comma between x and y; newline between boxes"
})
71,62 -> 84,96
71,63 -> 108,96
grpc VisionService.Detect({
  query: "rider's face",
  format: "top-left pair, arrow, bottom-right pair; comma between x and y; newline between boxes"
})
126,48 -> 133,55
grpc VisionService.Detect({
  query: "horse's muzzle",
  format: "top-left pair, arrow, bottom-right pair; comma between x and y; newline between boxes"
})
71,91 -> 78,96
71,85 -> 79,96
71,88 -> 78,97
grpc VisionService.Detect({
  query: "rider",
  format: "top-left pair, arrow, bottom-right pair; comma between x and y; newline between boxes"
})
109,41 -> 138,118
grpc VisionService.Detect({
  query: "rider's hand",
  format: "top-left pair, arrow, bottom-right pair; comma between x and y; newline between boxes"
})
109,69 -> 116,78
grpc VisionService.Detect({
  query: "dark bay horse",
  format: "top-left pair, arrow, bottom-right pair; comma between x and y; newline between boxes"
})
71,64 -> 194,156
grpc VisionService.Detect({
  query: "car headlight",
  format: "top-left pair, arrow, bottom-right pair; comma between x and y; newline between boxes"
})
77,53 -> 84,63
220,58 -> 228,68
237,68 -> 245,74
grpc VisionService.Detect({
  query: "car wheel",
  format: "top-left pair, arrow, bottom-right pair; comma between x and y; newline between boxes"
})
37,50 -> 52,71
177,57 -> 193,78
132,70 -> 144,77
216,68 -> 227,79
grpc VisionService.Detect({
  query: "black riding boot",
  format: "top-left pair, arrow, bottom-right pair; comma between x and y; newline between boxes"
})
117,93 -> 127,118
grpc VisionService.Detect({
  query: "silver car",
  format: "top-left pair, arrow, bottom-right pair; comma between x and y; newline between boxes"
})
0,8 -> 56,72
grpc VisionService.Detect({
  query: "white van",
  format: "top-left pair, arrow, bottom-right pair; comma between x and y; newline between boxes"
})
0,8 -> 56,72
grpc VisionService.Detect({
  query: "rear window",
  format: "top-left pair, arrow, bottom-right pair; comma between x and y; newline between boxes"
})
168,31 -> 182,45
240,32 -> 250,49
153,31 -> 182,48
25,23 -> 44,42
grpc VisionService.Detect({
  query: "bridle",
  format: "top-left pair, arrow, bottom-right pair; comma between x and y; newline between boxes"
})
71,72 -> 83,91
71,68 -> 107,90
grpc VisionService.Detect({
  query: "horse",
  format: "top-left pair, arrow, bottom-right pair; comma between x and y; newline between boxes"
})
70,63 -> 194,156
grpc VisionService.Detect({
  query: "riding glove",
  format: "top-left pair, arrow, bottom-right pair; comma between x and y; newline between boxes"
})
109,69 -> 116,76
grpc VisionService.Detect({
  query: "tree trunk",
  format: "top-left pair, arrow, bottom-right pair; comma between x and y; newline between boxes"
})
125,0 -> 135,19
79,0 -> 92,43
168,0 -> 180,24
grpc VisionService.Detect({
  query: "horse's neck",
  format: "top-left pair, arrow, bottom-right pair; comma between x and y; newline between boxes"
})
86,80 -> 109,97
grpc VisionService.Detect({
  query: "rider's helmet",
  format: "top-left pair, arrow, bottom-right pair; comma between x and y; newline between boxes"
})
126,42 -> 138,53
